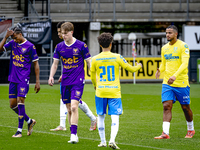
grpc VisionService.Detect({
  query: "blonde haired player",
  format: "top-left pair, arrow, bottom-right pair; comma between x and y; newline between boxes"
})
50,21 -> 97,132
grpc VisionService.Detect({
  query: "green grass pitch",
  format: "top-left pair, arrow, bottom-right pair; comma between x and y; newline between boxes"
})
0,83 -> 200,150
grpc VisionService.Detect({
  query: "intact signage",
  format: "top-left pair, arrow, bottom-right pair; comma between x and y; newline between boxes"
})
84,57 -> 164,80
18,19 -> 52,45
184,26 -> 200,50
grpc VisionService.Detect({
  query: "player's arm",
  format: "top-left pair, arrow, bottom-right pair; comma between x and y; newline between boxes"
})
168,47 -> 189,84
0,28 -> 14,52
125,62 -> 142,73
85,57 -> 91,69
48,59 -> 59,86
118,55 -> 142,73
91,71 -> 96,90
90,58 -> 96,89
33,60 -> 40,93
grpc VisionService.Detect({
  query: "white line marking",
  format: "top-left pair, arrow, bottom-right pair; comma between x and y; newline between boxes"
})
0,125 -> 174,150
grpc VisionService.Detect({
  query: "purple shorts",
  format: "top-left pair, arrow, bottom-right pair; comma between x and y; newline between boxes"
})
61,84 -> 84,104
9,82 -> 29,98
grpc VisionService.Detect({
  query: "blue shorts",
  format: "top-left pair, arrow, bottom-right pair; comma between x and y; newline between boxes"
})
95,95 -> 123,115
162,84 -> 190,105
9,82 -> 29,98
61,84 -> 84,104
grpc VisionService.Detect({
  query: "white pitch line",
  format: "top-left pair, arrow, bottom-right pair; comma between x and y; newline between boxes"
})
0,125 -> 174,150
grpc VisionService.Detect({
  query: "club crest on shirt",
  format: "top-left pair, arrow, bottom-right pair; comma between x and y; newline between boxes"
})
21,48 -> 27,53
75,90 -> 81,97
73,48 -> 79,55
173,47 -> 178,53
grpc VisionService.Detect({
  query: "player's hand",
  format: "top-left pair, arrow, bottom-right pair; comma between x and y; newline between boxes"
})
136,62 -> 142,68
58,75 -> 62,83
94,87 -> 96,90
48,77 -> 54,86
34,82 -> 40,93
5,28 -> 14,38
168,76 -> 176,85
155,68 -> 160,79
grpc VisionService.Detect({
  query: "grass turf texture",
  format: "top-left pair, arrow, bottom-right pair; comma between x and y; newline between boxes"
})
0,83 -> 199,150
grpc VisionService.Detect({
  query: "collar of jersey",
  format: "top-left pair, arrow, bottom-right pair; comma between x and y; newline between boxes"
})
18,39 -> 27,45
64,37 -> 76,47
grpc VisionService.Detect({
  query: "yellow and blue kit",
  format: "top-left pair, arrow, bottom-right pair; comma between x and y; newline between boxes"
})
90,51 -> 141,98
159,39 -> 190,87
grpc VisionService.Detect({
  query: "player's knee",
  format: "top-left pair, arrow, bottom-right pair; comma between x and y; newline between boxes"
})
10,104 -> 16,109
71,105 -> 78,112
163,102 -> 172,111
182,105 -> 191,112
17,97 -> 25,103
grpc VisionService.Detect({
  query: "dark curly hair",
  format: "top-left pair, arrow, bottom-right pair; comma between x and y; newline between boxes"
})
97,32 -> 113,48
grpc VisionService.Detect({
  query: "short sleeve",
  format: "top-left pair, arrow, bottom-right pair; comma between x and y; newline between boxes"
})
31,45 -> 39,62
4,40 -> 13,51
53,44 -> 60,60
82,43 -> 91,60
182,43 -> 190,58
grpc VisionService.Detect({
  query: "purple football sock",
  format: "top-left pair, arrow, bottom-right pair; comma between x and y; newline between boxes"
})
13,106 -> 30,122
71,125 -> 77,135
18,104 -> 25,129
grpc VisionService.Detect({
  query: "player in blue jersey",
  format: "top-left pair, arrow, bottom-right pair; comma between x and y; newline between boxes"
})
90,32 -> 142,149
50,21 -> 97,131
48,22 -> 92,143
154,25 -> 195,139
0,27 -> 40,137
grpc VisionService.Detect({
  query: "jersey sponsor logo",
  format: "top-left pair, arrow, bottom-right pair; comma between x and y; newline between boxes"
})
185,49 -> 189,54
21,48 -> 27,53
34,54 -> 38,58
12,51 -> 25,62
63,64 -> 78,69
73,48 -> 79,55
96,57 -> 116,61
184,44 -> 188,48
164,54 -> 179,60
61,56 -> 79,64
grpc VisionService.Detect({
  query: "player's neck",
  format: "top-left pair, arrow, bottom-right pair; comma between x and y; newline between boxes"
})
102,48 -> 110,52
65,37 -> 75,46
18,37 -> 26,44
169,38 -> 178,45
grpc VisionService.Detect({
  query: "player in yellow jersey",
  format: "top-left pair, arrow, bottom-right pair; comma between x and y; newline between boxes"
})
90,32 -> 142,149
154,25 -> 195,139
